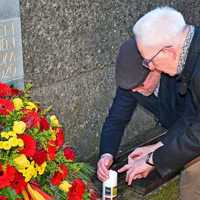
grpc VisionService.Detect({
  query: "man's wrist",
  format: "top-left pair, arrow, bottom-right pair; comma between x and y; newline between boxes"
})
154,141 -> 164,150
100,153 -> 113,160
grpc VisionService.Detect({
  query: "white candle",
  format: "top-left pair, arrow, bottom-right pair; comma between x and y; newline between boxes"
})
102,170 -> 118,200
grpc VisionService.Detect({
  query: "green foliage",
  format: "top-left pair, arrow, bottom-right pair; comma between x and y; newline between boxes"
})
83,191 -> 90,200
28,128 -> 52,148
0,110 -> 23,131
0,187 -> 23,200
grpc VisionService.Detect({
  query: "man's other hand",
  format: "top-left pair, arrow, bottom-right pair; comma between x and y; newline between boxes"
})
132,70 -> 161,96
118,155 -> 155,185
97,154 -> 113,182
128,142 -> 163,161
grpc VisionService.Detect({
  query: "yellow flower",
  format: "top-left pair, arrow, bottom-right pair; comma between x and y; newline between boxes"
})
1,131 -> 9,139
9,137 -> 19,147
50,128 -> 57,141
0,141 -> 4,149
58,181 -> 72,192
13,98 -> 24,110
36,162 -> 47,175
17,138 -> 24,147
13,121 -> 26,134
2,141 -> 11,150
1,131 -> 17,139
23,161 -> 37,182
50,115 -> 60,127
8,131 -> 17,137
14,154 -> 30,170
25,102 -> 38,111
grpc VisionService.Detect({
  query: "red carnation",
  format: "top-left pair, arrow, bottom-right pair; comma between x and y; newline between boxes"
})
68,179 -> 85,200
0,174 -> 10,189
64,147 -> 76,161
0,99 -> 14,115
5,164 -> 16,183
0,82 -> 12,97
10,171 -> 26,194
32,149 -> 47,165
56,128 -> 64,148
10,87 -> 22,96
51,164 -> 68,186
0,196 -> 8,200
22,110 -> 40,129
0,170 -> 10,189
0,164 -> 16,189
20,134 -> 36,157
48,140 -> 56,160
40,117 -> 50,131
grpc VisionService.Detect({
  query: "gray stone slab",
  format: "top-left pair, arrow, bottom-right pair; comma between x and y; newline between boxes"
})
0,0 -> 24,88
19,0 -> 200,161
30,66 -> 154,160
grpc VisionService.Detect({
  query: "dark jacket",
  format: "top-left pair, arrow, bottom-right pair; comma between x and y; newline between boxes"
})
153,27 -> 200,177
99,27 -> 200,177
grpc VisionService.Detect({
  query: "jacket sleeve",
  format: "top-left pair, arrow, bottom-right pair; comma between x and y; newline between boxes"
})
99,87 -> 138,159
153,74 -> 200,177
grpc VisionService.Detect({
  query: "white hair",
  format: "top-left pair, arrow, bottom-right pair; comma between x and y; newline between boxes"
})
133,6 -> 186,47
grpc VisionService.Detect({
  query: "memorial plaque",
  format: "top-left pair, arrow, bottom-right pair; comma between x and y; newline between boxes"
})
0,0 -> 24,89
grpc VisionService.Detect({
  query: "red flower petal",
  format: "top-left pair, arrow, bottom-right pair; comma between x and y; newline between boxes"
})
0,98 -> 14,115
59,164 -> 68,179
68,179 -> 85,200
5,164 -> 16,182
22,110 -> 40,129
48,140 -> 56,160
56,128 -> 64,148
40,117 -> 50,131
32,149 -> 47,165
50,164 -> 68,186
0,171 -> 10,189
10,171 -> 27,194
10,88 -> 22,96
20,134 -> 36,157
50,172 -> 63,186
0,83 -> 12,97
0,196 -> 8,200
64,147 -> 76,161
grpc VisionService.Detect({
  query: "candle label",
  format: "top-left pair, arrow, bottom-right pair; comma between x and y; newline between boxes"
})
104,186 -> 117,199
105,187 -> 111,195
113,186 -> 117,196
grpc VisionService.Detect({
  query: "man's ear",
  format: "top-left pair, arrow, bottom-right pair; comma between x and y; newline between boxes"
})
162,46 -> 177,59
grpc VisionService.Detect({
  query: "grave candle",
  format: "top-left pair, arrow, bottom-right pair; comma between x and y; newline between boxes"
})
102,170 -> 118,200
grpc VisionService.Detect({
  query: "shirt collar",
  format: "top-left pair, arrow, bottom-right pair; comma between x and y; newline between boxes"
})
176,25 -> 195,74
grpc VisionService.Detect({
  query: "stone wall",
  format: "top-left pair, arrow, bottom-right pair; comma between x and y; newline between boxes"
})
19,0 -> 200,160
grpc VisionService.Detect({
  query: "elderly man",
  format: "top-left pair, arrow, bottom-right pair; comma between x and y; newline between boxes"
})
98,6 -> 200,200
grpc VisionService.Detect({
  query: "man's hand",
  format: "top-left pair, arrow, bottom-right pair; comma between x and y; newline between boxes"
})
97,154 -> 113,182
118,154 -> 155,185
132,70 -> 161,96
128,142 -> 163,161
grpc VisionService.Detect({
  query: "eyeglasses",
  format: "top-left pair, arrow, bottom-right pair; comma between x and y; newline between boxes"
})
142,45 -> 172,69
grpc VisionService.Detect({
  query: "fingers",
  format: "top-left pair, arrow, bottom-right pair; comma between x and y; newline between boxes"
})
97,158 -> 111,182
126,168 -> 136,185
97,167 -> 108,182
126,170 -> 144,185
97,157 -> 113,182
128,150 -> 142,159
118,164 -> 131,173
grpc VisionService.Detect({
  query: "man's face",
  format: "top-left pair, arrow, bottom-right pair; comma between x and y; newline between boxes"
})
136,40 -> 178,76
